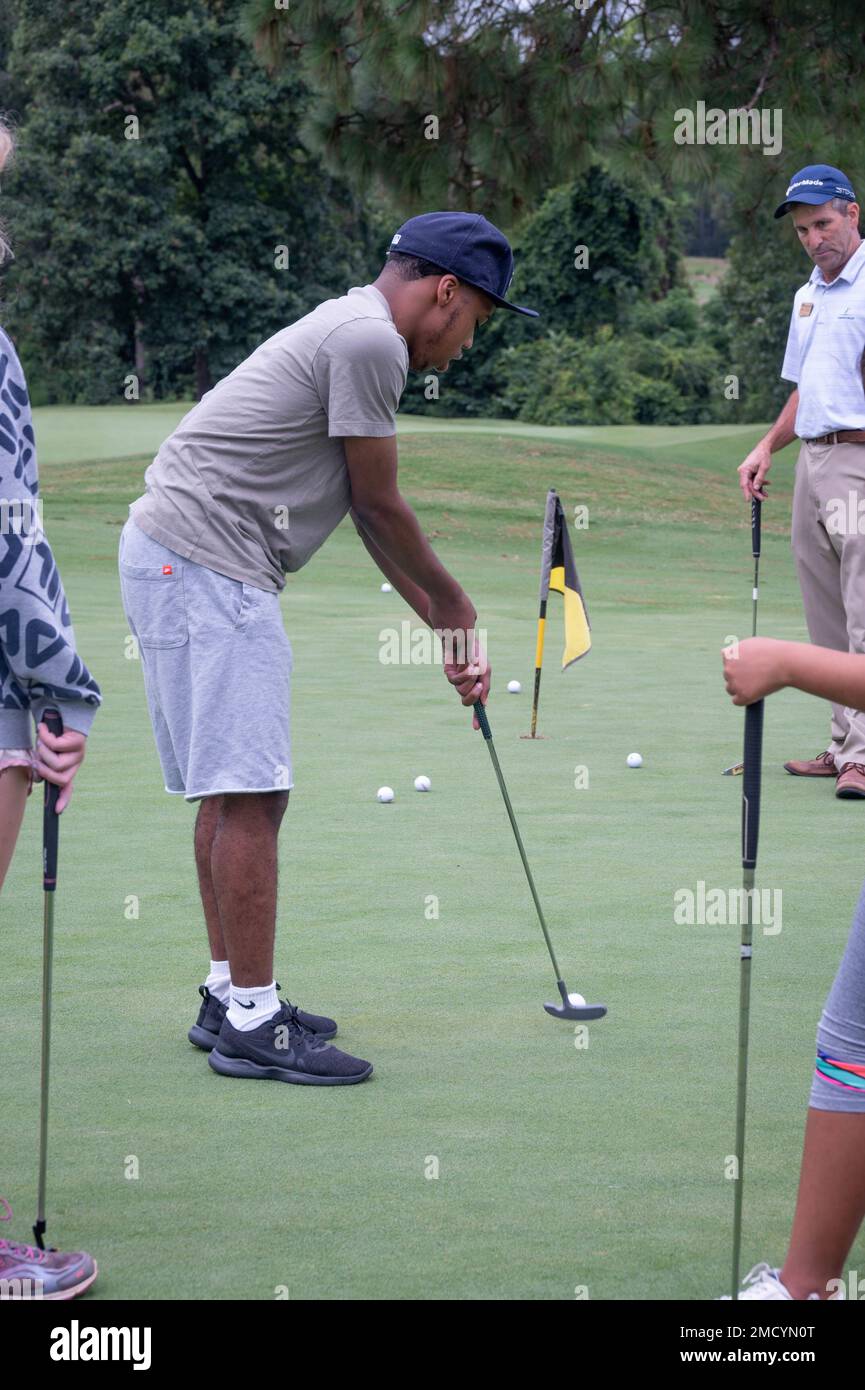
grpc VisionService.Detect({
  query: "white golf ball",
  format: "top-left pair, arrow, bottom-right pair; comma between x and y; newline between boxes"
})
627,752 -> 643,769
380,582 -> 392,593
507,679 -> 522,694
568,992 -> 586,1007
414,775 -> 431,792
377,786 -> 395,803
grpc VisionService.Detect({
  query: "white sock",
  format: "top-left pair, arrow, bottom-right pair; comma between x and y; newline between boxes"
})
227,982 -> 280,1032
205,960 -> 231,1005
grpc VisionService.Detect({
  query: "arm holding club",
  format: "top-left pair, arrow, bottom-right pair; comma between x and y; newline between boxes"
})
737,389 -> 799,503
345,436 -> 491,724
724,637 -> 865,710
34,723 -> 88,815
350,507 -> 432,625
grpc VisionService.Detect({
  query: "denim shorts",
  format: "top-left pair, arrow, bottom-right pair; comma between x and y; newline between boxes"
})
118,517 -> 293,800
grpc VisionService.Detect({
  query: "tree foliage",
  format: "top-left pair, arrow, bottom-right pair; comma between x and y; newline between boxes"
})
400,163 -> 690,419
1,0 -> 386,404
2,0 -> 863,418
249,0 -> 865,231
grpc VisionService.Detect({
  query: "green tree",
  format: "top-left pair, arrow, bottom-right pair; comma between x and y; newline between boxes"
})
496,291 -> 726,427
704,225 -> 811,423
251,0 -> 865,430
250,0 -> 865,228
1,0 -> 385,404
399,163 -> 685,418
248,0 -> 634,224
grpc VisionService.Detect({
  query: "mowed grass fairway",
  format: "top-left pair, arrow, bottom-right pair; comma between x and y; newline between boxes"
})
4,407 -> 863,1301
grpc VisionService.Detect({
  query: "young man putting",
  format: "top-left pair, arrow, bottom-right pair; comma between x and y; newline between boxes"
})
119,212 -> 537,1088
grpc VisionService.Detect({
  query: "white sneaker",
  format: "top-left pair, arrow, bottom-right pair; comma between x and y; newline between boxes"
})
721,1261 -> 843,1300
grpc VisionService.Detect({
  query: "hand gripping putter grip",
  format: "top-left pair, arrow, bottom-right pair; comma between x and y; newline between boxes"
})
751,495 -> 762,581
723,498 -> 762,777
473,700 -> 607,1022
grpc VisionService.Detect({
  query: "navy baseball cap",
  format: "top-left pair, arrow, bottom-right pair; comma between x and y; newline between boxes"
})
387,212 -> 539,317
774,164 -> 857,219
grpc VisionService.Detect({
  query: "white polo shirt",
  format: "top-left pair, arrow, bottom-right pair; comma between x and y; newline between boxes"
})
780,237 -> 865,439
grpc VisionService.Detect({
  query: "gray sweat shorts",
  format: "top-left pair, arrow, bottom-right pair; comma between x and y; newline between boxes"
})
118,517 -> 293,801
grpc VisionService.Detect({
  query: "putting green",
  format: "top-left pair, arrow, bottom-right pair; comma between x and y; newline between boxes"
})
3,414 -> 861,1300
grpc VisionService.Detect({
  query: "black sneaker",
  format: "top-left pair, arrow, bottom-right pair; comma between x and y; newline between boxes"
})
208,1002 -> 373,1086
188,985 -> 337,1052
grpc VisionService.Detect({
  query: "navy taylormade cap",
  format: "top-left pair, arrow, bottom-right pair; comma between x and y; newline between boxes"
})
773,164 -> 857,219
387,212 -> 539,317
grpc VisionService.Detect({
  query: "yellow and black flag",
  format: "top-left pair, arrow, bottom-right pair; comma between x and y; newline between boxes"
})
529,489 -> 590,737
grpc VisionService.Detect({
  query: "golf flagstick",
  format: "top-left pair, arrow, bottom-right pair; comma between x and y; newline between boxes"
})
731,698 -> 764,1298
524,490 -> 591,740
529,603 -> 547,740
528,489 -> 556,740
724,500 -> 761,775
34,706 -> 63,1251
473,699 -> 606,1022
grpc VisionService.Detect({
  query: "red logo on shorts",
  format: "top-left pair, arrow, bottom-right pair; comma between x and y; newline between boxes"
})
162,565 -> 173,575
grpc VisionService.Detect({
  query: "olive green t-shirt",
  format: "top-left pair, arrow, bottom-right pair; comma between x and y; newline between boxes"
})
128,284 -> 409,591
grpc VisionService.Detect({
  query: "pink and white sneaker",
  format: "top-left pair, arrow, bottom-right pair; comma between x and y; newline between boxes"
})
0,1198 -> 97,1300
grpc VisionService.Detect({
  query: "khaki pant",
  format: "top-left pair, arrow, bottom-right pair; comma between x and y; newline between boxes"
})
791,439 -> 865,767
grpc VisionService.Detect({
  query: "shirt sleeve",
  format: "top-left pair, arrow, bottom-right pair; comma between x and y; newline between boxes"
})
0,330 -> 102,738
312,317 -> 408,438
780,299 -> 801,384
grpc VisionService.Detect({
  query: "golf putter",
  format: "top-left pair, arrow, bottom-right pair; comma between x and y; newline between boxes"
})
34,706 -> 63,1251
473,699 -> 607,1022
730,697 -> 764,1298
724,499 -> 761,776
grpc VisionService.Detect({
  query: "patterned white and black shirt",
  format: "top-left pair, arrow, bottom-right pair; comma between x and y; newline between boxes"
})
0,325 -> 101,747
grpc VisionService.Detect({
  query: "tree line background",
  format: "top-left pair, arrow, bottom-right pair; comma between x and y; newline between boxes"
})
0,0 -> 863,425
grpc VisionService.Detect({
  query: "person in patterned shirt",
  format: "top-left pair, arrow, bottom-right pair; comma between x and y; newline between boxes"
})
0,116 -> 100,1302
0,124 -> 101,893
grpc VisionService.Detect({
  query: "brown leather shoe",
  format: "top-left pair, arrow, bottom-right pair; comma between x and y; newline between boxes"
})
836,763 -> 865,799
783,751 -> 837,777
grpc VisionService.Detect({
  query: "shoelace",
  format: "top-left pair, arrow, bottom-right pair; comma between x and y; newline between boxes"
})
741,1262 -> 787,1295
280,1002 -> 326,1048
214,993 -> 329,1048
0,1198 -> 46,1263
840,762 -> 865,776
0,1238 -> 47,1261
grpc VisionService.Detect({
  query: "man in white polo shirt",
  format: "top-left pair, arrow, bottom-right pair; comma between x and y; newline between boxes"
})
738,164 -> 865,799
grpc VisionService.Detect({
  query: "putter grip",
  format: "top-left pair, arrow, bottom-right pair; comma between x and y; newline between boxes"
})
473,699 -> 492,740
42,706 -> 63,891
751,498 -> 762,559
741,700 -> 764,870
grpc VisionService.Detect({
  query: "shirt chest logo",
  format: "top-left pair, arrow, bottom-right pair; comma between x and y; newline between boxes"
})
800,302 -> 813,316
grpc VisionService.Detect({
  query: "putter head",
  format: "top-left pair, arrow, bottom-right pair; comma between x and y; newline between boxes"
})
545,1000 -> 607,1021
545,979 -> 607,1022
